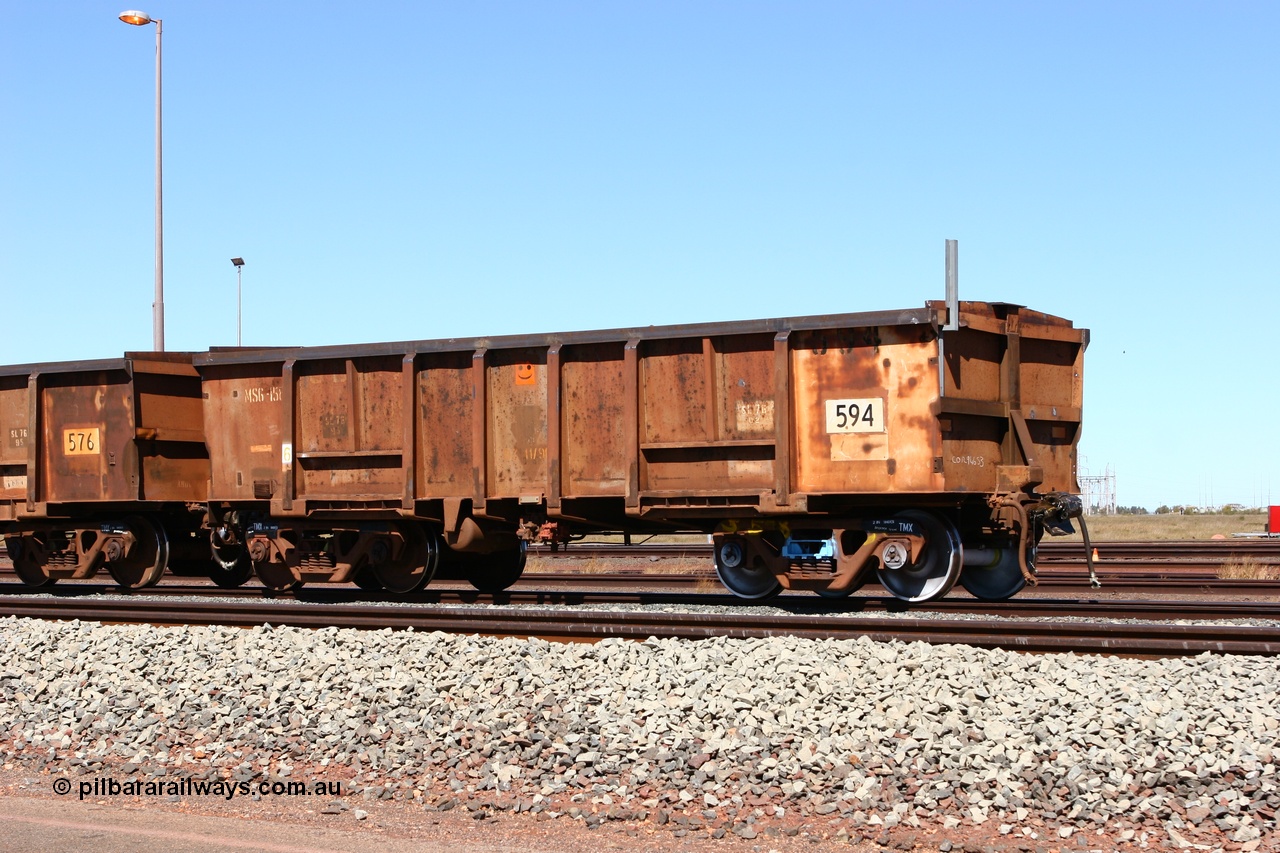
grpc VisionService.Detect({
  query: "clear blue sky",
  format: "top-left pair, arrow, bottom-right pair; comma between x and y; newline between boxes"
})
2,2 -> 1276,511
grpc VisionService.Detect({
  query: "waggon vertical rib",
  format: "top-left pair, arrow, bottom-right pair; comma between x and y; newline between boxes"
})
401,353 -> 415,510
546,345 -> 562,511
624,339 -> 640,510
472,348 -> 487,512
772,331 -> 791,505
702,337 -> 717,441
25,372 -> 39,513
281,359 -> 296,512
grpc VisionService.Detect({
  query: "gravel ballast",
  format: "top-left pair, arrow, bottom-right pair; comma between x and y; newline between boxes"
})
1,616 -> 1277,849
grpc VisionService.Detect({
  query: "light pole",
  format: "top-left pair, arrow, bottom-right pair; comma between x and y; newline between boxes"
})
231,258 -> 245,345
118,10 -> 164,351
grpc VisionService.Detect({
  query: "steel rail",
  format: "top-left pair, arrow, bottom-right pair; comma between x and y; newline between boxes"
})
2,566 -> 1277,597
5,539 -> 1278,562
1040,540 -> 1280,558
3,539 -> 1277,578
1,587 -> 1277,655
534,558 -> 1274,575
10,573 -> 1280,614
519,571 -> 1280,596
526,539 -> 1280,567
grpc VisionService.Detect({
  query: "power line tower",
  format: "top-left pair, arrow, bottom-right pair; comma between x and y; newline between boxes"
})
1079,464 -> 1117,516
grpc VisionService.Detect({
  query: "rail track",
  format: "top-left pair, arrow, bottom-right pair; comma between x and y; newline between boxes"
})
6,538 -> 1279,562
2,578 -> 1278,656
521,537 -> 1280,595
2,537 -> 1278,597
520,570 -> 1280,596
2,539 -> 1277,656
2,565 -> 1276,596
528,538 -> 1280,563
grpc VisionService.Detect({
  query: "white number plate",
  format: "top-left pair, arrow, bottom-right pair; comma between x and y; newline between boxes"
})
824,398 -> 885,434
64,427 -> 102,456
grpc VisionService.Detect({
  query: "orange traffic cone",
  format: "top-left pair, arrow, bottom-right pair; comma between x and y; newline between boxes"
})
1091,547 -> 1099,562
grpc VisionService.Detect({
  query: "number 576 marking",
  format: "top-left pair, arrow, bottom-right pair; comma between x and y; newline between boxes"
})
64,427 -> 101,456
824,399 -> 885,434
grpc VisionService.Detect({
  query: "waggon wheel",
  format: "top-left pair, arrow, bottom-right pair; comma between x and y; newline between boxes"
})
374,523 -> 438,594
254,558 -> 302,592
468,541 -> 527,593
959,547 -> 1027,601
876,510 -> 962,603
714,537 -> 781,600
209,527 -> 254,589
352,566 -> 384,591
106,516 -> 168,589
5,535 -> 57,587
246,536 -> 302,591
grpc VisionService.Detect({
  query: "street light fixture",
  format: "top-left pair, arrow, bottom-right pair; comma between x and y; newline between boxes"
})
118,10 -> 165,351
231,258 -> 245,346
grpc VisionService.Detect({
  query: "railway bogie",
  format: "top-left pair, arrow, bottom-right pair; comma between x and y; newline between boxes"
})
223,518 -> 442,592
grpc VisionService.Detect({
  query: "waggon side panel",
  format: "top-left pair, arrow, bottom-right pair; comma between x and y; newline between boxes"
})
40,369 -> 137,503
792,324 -> 943,496
416,350 -> 476,494
1017,326 -> 1085,495
0,377 -> 30,512
293,355 -> 405,501
486,348 -> 549,498
638,333 -> 777,495
129,358 -> 209,503
934,303 -> 1086,495
202,362 -> 285,502
937,321 -> 1008,493
560,342 -> 628,498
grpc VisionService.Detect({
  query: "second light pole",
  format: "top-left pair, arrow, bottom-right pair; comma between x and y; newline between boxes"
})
231,258 -> 245,346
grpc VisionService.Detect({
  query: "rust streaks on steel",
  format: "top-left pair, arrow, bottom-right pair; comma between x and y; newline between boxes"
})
1,586 -> 1278,656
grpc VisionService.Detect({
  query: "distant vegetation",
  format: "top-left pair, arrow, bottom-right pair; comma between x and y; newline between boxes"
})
1097,504 -> 1271,516
1063,512 -> 1269,541
1154,503 -> 1267,515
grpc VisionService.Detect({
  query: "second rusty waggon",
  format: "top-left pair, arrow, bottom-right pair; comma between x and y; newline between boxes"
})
191,299 -> 1088,601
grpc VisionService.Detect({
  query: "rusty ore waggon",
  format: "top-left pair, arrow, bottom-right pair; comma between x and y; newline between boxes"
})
1,300 -> 1088,602
0,353 -> 212,588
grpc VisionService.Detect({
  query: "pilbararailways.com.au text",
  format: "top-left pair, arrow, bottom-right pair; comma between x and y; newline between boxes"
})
55,776 -> 343,801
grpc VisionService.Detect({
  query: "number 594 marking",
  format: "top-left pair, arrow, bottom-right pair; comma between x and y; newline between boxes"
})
64,427 -> 102,456
824,399 -> 885,434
